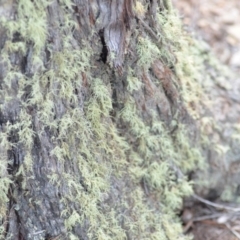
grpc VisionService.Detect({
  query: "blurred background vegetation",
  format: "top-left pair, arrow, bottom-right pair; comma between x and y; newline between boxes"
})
173,1 -> 240,239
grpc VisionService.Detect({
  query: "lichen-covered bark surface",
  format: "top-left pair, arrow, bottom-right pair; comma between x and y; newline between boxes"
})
0,0 -> 239,239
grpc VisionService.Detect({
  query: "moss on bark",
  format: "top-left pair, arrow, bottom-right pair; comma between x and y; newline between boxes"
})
0,0 -> 238,239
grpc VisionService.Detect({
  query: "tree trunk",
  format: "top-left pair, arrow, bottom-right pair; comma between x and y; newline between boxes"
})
0,0 -> 239,239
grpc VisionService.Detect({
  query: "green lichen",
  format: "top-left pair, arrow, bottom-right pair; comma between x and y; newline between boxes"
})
0,1 -> 217,239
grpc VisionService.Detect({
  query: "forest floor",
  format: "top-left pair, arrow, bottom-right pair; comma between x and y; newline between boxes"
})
173,0 -> 240,239
173,0 -> 240,73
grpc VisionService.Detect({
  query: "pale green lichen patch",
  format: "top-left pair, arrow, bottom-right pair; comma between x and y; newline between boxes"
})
156,10 -> 209,119
0,0 -> 216,239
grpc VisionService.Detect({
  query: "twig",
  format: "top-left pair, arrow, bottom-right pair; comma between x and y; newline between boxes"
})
193,194 -> 240,212
33,230 -> 46,236
193,213 -> 224,222
225,223 -> 240,240
183,214 -> 226,233
183,220 -> 193,233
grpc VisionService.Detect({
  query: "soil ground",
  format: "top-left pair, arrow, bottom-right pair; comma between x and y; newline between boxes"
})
173,0 -> 240,73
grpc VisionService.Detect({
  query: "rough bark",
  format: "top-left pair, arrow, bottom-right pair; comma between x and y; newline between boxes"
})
0,0 -> 239,239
